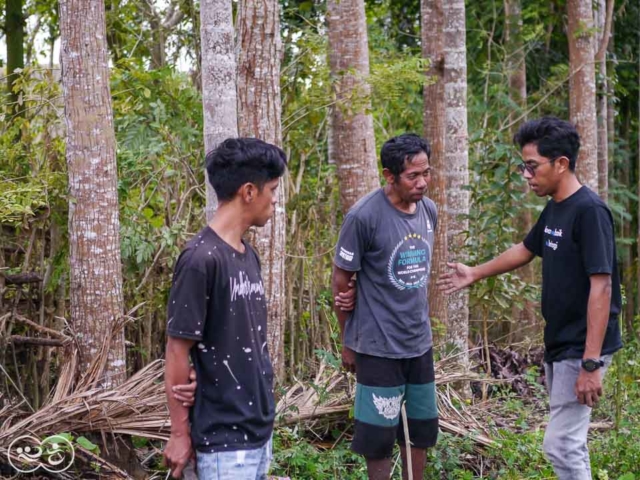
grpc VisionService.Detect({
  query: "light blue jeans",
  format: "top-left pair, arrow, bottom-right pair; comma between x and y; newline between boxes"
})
543,355 -> 612,480
196,439 -> 272,480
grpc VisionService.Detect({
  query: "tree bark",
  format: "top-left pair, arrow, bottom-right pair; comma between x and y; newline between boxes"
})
595,0 -> 610,201
421,0 -> 448,337
237,0 -> 286,380
505,0 -> 536,339
567,0 -> 599,192
443,0 -> 469,368
327,0 -> 380,213
6,0 -> 25,114
60,0 -> 126,388
200,0 -> 238,221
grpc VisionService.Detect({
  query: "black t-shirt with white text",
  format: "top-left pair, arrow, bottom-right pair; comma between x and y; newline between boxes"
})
523,186 -> 622,363
167,227 -> 275,453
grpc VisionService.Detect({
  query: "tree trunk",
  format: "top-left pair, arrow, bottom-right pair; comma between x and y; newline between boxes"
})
201,0 -> 238,221
237,0 -> 286,380
327,0 -> 380,213
6,0 -> 25,114
595,0 -> 609,201
60,0 -> 126,388
567,0 -> 598,192
421,0 -> 448,338
150,17 -> 167,69
505,0 -> 536,339
443,0 -> 470,368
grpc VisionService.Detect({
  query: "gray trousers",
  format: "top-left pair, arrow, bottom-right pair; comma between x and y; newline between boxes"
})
543,356 -> 612,480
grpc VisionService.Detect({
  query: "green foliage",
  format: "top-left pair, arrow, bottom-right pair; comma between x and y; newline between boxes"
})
75,435 -> 100,455
271,428 -> 370,479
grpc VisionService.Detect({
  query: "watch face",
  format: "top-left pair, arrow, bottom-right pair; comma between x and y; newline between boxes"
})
582,359 -> 598,372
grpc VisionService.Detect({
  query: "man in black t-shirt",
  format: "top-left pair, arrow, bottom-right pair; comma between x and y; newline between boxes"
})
162,138 -> 286,480
439,117 -> 622,480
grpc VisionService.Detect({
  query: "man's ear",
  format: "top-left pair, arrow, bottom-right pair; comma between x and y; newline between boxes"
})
239,183 -> 257,202
382,168 -> 395,185
555,156 -> 570,173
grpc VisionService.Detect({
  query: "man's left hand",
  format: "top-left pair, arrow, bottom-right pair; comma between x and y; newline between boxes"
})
575,369 -> 603,407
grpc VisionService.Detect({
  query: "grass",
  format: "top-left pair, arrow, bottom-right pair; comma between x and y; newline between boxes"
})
270,341 -> 640,480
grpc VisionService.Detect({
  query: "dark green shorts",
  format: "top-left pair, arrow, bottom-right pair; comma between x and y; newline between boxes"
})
351,348 -> 439,459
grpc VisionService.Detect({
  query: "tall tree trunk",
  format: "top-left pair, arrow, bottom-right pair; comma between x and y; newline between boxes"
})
327,0 -> 380,213
421,0 -> 448,338
567,0 -> 599,192
505,0 -> 536,339
505,0 -> 526,114
201,0 -> 238,221
150,18 -> 167,69
443,0 -> 470,368
595,0 -> 612,201
237,0 -> 286,380
6,0 -> 25,114
60,0 -> 126,388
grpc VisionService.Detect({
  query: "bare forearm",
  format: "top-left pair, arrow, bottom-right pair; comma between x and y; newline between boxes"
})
472,243 -> 534,282
332,267 -> 353,342
165,338 -> 194,435
584,276 -> 612,359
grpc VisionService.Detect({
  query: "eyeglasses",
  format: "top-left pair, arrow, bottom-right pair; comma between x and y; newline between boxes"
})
401,168 -> 433,182
517,160 -> 554,177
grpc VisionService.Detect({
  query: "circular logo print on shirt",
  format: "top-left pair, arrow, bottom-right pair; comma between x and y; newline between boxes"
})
387,233 -> 431,290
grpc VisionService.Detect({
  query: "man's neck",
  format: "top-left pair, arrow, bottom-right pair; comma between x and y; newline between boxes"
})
383,185 -> 417,214
551,174 -> 582,203
208,204 -> 251,252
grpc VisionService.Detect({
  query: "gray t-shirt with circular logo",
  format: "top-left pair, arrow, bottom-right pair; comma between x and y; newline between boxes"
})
334,188 -> 437,358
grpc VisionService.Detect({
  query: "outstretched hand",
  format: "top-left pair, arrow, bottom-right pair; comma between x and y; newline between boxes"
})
436,262 -> 476,294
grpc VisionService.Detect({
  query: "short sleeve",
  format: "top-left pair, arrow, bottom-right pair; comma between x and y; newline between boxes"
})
423,198 -> 438,231
577,205 -> 615,275
166,251 -> 208,341
523,209 -> 546,257
334,212 -> 368,272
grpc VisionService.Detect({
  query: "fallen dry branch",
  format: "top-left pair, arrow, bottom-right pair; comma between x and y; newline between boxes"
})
0,318 -> 499,476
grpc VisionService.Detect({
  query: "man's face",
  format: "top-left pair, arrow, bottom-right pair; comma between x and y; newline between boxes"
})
252,177 -> 280,227
520,143 -> 560,197
391,152 -> 431,203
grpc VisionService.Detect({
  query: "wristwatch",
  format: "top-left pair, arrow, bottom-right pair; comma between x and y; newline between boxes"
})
581,358 -> 604,372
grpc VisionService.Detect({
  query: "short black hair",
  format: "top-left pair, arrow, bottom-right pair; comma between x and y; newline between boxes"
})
514,116 -> 581,171
380,133 -> 431,177
206,138 -> 287,201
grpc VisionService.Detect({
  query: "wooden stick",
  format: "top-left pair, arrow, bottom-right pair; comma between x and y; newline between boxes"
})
8,335 -> 69,347
401,402 -> 413,480
14,314 -> 70,340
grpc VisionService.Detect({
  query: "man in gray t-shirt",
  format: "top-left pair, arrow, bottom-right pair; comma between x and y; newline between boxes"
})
332,134 -> 439,480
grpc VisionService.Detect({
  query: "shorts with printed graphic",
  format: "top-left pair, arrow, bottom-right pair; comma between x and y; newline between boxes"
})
351,348 -> 438,459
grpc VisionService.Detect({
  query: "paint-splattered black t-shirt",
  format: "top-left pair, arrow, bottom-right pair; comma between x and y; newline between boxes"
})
167,226 -> 275,453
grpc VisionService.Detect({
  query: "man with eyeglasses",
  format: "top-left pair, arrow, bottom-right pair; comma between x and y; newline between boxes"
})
332,134 -> 439,480
439,116 -> 622,480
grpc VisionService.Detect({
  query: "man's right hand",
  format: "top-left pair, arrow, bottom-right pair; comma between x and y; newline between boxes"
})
437,262 -> 476,294
342,346 -> 356,373
163,433 -> 194,479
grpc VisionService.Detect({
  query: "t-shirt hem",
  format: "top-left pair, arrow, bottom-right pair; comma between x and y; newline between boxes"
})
166,330 -> 203,342
544,342 -> 623,363
585,266 -> 613,275
349,342 -> 433,359
522,238 -> 537,256
333,258 -> 360,272
195,436 -> 273,454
